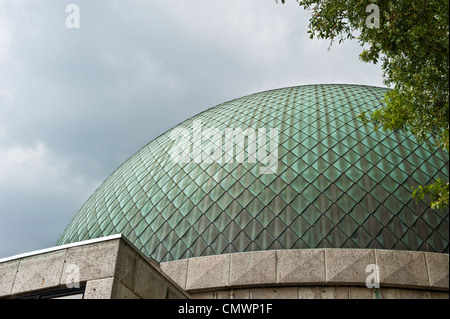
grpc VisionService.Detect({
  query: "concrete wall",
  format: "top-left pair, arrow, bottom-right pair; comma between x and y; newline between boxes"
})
2,236 -> 447,299
160,249 -> 449,299
0,235 -> 189,299
188,286 -> 448,299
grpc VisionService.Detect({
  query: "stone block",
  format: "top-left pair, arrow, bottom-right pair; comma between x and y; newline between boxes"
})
134,258 -> 166,299
115,241 -> 139,289
231,288 -> 250,299
376,250 -> 429,289
186,254 -> 230,291
160,259 -> 188,290
251,287 -> 298,299
0,259 -> 19,297
399,289 -> 430,299
215,290 -> 231,299
379,287 -> 401,299
166,283 -> 189,299
64,239 -> 120,282
190,291 -> 215,299
325,249 -> 376,286
348,287 -> 374,299
230,251 -> 276,287
321,287 -> 349,299
298,287 -> 320,299
84,277 -> 115,299
113,280 -> 140,299
276,249 -> 325,284
189,290 -> 230,299
425,252 -> 449,289
12,250 -> 67,295
298,286 -> 349,299
429,291 -> 449,299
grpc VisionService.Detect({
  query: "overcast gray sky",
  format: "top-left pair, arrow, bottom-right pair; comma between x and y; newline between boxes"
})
0,0 -> 384,259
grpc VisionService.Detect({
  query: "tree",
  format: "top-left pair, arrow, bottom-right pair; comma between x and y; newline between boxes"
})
279,0 -> 449,208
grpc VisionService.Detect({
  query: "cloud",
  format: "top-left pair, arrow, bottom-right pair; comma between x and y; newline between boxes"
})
0,140 -> 93,195
0,135 -> 101,257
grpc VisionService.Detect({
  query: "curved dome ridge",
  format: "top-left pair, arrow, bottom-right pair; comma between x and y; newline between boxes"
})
57,84 -> 449,262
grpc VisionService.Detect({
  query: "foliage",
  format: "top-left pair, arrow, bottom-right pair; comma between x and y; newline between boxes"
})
413,178 -> 449,210
278,0 -> 449,208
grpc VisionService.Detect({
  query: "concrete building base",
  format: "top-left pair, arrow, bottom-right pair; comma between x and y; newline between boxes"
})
188,286 -> 448,299
1,235 -> 448,299
0,235 -> 189,299
160,248 -> 449,299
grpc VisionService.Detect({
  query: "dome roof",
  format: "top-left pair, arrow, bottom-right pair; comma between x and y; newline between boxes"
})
57,84 -> 449,262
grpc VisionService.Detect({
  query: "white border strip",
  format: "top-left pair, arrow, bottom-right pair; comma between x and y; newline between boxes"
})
0,234 -> 123,263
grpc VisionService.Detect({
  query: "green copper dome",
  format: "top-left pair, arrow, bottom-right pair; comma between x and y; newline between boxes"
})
57,84 -> 449,262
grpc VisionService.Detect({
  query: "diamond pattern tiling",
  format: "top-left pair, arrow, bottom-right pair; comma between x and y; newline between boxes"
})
57,84 -> 449,262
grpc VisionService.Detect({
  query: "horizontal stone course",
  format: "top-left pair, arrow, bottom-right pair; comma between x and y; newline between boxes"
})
160,248 -> 449,293
188,287 -> 449,299
3,237 -> 447,299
